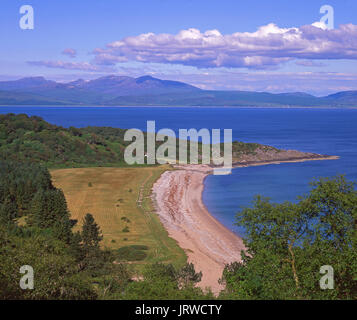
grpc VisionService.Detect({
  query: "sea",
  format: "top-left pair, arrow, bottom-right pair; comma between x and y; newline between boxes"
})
1,106 -> 357,236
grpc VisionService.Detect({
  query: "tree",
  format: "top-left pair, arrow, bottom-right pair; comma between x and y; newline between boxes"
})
123,263 -> 212,300
0,226 -> 97,300
0,196 -> 17,225
29,189 -> 70,229
52,217 -> 73,244
81,213 -> 103,250
220,175 -> 357,300
177,263 -> 202,288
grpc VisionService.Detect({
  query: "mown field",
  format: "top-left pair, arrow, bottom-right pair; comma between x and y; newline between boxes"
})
50,166 -> 187,269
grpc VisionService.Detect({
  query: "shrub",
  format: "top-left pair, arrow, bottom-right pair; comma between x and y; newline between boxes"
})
115,245 -> 149,261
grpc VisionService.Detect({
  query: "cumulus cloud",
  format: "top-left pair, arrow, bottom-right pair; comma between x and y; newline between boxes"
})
27,60 -> 114,72
92,23 -> 357,69
62,48 -> 77,58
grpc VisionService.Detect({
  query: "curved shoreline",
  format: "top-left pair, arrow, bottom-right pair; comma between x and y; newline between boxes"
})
152,165 -> 245,294
151,155 -> 339,294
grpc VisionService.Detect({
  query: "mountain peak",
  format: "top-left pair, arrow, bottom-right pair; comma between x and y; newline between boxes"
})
95,75 -> 132,81
135,75 -> 157,83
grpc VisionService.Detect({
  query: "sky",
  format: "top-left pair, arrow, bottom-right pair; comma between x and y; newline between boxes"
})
0,0 -> 357,95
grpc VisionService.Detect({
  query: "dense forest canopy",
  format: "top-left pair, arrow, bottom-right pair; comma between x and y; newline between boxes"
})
0,113 -> 272,168
0,113 -> 128,167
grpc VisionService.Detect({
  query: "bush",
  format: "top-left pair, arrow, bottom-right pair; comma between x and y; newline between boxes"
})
130,245 -> 148,250
115,245 -> 148,261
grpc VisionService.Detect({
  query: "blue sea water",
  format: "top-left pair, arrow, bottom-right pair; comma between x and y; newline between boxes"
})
1,106 -> 357,236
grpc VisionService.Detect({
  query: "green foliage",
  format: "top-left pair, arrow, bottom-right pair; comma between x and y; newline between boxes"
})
0,196 -> 17,226
143,263 -> 177,282
176,263 -> 203,288
0,226 -> 97,300
29,189 -> 70,227
0,114 -> 279,168
122,226 -> 130,233
123,263 -> 213,300
0,162 -> 212,299
95,263 -> 132,299
220,175 -> 357,300
129,245 -> 149,250
0,114 -> 126,167
81,213 -> 103,249
115,245 -> 148,262
0,160 -> 53,218
0,161 -> 131,299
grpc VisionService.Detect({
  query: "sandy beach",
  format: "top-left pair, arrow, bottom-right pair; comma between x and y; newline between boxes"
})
151,154 -> 339,294
152,164 -> 245,294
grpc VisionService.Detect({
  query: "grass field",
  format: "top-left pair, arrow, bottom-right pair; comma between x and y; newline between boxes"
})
50,166 -> 187,268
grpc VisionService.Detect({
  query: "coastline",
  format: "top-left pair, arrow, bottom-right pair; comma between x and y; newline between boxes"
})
151,154 -> 339,294
152,164 -> 245,294
231,155 -> 339,169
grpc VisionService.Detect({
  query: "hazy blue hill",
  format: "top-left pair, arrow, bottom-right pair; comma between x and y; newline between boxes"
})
107,90 -> 325,107
0,76 -> 57,91
134,75 -> 200,93
0,76 -> 355,107
0,90 -> 69,105
0,76 -> 200,104
80,75 -> 200,96
325,91 -> 357,106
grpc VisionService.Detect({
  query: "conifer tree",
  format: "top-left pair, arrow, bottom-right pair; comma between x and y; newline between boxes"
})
81,213 -> 103,250
0,196 -> 17,225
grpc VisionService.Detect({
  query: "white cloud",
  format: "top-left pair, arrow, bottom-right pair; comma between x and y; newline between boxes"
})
92,23 -> 357,69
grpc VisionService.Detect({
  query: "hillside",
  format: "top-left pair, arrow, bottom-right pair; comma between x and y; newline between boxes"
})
0,75 -> 200,105
0,114 -> 127,167
0,113 -> 335,168
325,91 -> 357,106
0,76 -> 356,107
106,90 -> 326,107
0,90 -> 68,105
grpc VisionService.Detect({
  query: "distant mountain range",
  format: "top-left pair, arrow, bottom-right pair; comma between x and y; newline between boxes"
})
0,75 -> 356,107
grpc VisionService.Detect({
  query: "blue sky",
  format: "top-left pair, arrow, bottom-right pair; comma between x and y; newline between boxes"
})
1,0 -> 357,95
